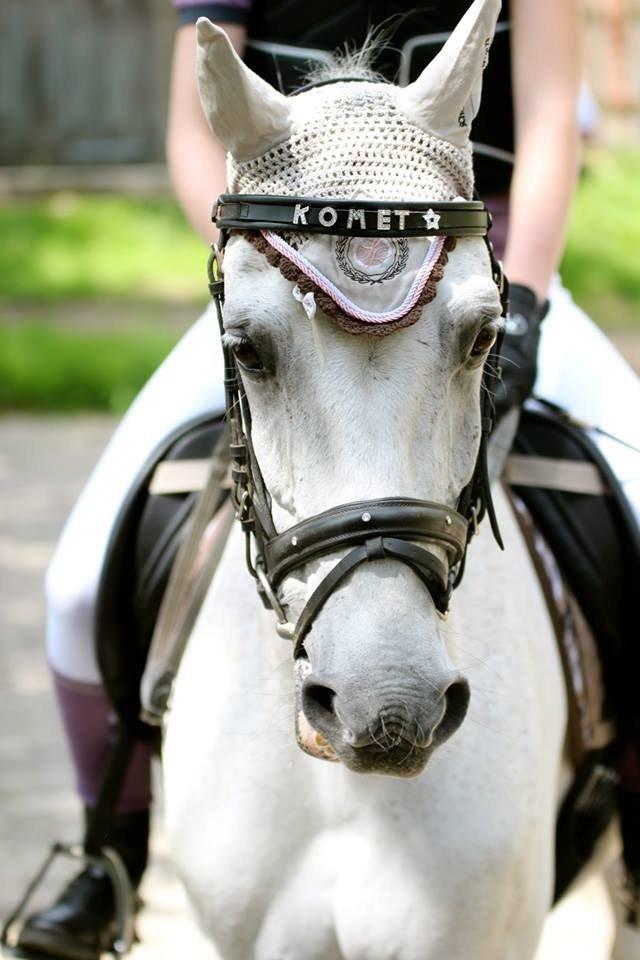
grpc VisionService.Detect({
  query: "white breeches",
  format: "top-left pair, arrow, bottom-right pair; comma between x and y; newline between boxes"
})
46,282 -> 640,684
536,279 -> 640,525
46,305 -> 226,683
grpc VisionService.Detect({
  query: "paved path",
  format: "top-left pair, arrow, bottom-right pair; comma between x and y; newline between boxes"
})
0,415 -> 214,959
0,414 -> 624,958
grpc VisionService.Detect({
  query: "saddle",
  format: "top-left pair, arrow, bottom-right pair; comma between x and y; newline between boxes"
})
92,398 -> 640,906
95,413 -> 228,731
505,399 -> 640,902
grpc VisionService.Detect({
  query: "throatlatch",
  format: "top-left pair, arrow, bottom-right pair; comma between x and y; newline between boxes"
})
209,193 -> 508,656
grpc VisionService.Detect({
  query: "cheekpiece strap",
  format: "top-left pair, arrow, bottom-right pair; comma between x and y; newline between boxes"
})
215,194 -> 490,239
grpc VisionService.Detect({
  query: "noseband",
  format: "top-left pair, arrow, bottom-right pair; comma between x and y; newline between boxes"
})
209,194 -> 507,658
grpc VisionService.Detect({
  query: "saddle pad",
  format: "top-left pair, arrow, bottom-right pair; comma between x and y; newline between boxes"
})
511,400 -> 640,720
509,490 -> 614,766
510,399 -> 640,902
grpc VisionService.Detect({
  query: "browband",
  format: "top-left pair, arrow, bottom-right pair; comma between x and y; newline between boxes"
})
215,194 -> 491,239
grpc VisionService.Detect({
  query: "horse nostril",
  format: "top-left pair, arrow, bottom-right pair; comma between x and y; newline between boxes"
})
303,682 -> 338,728
435,677 -> 470,746
304,682 -> 337,716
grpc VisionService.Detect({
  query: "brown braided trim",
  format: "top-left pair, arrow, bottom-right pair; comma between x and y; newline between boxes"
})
234,230 -> 457,337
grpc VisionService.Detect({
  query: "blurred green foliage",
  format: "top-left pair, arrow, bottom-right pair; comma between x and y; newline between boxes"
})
0,193 -> 205,301
0,193 -> 204,410
0,151 -> 637,411
0,153 -> 638,317
561,150 -> 640,328
0,323 -> 175,412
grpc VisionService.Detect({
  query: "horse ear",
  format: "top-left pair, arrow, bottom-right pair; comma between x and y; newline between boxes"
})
397,0 -> 501,147
196,19 -> 292,162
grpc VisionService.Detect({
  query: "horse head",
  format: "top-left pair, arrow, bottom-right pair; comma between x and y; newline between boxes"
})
197,0 -> 504,777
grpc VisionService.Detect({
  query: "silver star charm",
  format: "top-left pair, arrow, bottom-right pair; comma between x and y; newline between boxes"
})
422,209 -> 441,230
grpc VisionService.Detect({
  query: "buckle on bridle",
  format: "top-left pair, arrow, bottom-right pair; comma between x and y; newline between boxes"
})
236,488 -> 251,520
207,243 -> 225,297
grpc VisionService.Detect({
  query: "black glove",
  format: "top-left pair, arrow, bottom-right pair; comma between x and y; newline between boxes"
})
495,282 -> 549,422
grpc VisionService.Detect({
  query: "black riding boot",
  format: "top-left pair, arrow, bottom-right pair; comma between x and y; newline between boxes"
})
15,809 -> 149,960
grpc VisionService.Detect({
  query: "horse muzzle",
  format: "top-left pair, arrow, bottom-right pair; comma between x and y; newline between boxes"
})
295,659 -> 470,776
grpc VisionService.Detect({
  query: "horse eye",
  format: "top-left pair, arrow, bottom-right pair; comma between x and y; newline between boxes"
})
233,338 -> 264,372
470,324 -> 498,358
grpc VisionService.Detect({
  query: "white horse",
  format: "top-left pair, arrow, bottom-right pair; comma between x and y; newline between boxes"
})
162,2 -> 632,957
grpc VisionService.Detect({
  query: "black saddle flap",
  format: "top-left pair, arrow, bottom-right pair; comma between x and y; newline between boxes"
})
512,401 -> 640,731
95,414 -> 225,730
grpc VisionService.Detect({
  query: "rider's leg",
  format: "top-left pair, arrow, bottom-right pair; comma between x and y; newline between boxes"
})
537,281 -> 640,936
44,303 -> 224,804
535,279 -> 640,526
46,303 -> 225,687
17,305 -> 224,960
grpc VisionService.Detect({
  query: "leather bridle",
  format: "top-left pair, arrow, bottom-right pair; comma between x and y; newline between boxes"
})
209,194 -> 508,658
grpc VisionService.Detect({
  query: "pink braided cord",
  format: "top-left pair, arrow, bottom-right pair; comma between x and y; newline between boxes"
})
262,231 -> 446,324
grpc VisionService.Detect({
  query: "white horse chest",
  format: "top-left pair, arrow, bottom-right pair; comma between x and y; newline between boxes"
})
164,506 -> 566,960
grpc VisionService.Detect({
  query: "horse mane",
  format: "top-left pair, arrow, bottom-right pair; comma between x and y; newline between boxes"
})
298,29 -> 391,87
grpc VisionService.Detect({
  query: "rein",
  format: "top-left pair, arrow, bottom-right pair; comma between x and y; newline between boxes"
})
209,195 -> 508,658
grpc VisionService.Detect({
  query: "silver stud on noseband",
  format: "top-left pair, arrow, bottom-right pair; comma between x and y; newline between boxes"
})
362,512 -> 372,523
291,536 -> 298,546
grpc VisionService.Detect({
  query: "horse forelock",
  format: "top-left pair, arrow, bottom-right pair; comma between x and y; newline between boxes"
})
296,31 -> 388,88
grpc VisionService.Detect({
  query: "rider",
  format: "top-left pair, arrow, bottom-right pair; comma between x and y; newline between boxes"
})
14,1 -> 640,958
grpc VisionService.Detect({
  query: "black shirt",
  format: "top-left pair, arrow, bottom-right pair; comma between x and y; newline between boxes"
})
178,1 -> 513,193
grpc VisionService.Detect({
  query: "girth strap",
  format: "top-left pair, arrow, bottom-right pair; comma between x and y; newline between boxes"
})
291,535 -> 451,658
265,497 -> 468,589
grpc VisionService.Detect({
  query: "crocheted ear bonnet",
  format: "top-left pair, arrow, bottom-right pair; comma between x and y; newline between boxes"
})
227,83 -> 476,336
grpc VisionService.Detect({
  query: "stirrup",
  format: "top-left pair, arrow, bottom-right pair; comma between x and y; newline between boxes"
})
1,842 -> 135,958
